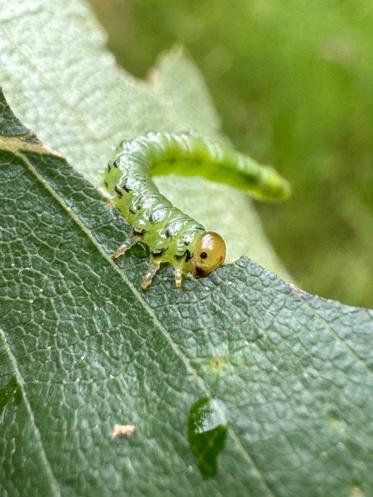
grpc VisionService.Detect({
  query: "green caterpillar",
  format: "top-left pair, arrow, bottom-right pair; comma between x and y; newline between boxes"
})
104,132 -> 290,289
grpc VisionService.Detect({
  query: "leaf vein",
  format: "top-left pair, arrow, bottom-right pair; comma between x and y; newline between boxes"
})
0,327 -> 61,496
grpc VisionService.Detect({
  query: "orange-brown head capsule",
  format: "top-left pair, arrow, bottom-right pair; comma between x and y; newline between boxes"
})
191,231 -> 226,277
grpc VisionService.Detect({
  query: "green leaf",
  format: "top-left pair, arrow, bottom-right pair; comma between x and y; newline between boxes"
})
0,0 -> 289,279
1,89 -> 373,497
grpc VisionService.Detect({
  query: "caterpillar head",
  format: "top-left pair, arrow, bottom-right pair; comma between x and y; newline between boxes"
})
192,232 -> 226,277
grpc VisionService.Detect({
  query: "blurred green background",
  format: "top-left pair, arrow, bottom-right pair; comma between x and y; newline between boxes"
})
89,0 -> 372,307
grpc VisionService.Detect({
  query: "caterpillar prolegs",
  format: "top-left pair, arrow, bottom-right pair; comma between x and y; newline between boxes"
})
104,132 -> 291,289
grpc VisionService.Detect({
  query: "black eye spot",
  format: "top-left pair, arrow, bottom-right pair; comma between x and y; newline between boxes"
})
200,252 -> 207,259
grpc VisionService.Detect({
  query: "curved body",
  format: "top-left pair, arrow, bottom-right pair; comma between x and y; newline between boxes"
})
104,131 -> 290,289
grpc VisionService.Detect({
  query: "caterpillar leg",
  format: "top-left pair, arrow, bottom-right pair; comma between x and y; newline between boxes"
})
141,259 -> 160,290
174,267 -> 183,289
112,239 -> 136,260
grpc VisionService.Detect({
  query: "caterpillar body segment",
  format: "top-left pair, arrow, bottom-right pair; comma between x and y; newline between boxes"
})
104,131 -> 290,289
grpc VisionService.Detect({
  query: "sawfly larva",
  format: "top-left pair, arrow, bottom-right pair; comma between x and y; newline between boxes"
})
104,132 -> 291,289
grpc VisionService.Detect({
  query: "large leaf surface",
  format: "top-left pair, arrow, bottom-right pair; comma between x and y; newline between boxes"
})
1,91 -> 373,497
0,0 -> 288,277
